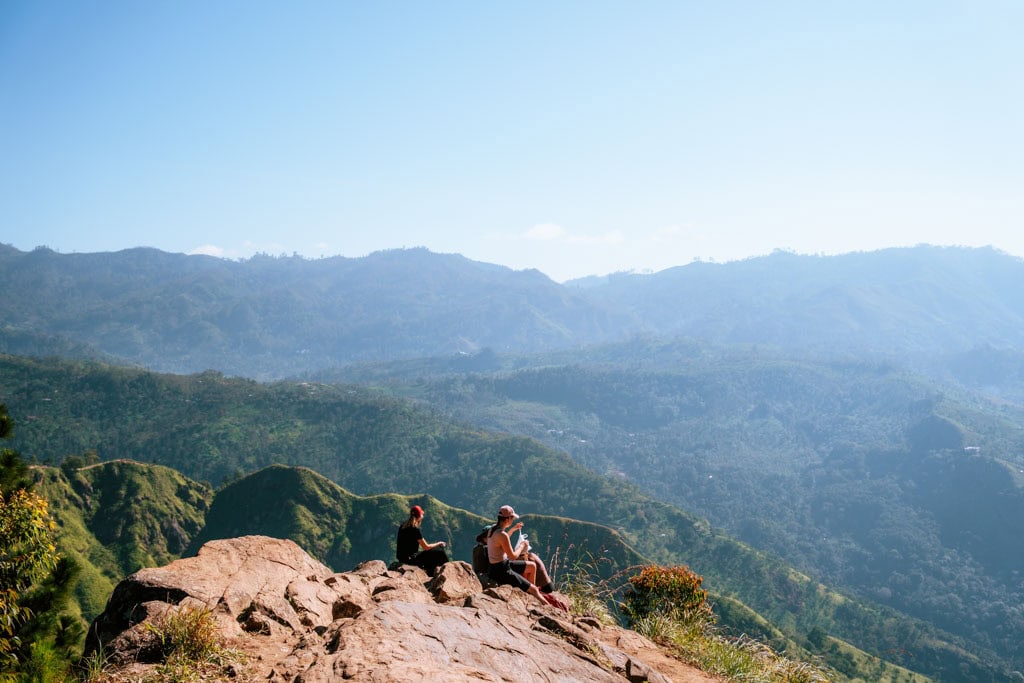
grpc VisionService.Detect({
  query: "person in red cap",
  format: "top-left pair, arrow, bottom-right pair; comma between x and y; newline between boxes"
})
396,504 -> 449,576
485,505 -> 567,611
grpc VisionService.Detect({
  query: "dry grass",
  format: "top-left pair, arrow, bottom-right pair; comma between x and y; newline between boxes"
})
80,606 -> 243,683
632,609 -> 831,682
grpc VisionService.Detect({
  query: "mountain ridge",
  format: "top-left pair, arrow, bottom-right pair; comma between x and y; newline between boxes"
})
569,245 -> 1024,358
0,244 -> 630,378
4,243 -> 1024,383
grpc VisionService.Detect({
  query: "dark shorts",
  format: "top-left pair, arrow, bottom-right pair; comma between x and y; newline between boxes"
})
488,560 -> 532,592
401,547 -> 449,574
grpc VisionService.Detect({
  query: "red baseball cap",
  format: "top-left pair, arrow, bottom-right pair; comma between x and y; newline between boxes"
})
410,505 -> 424,518
498,505 -> 518,519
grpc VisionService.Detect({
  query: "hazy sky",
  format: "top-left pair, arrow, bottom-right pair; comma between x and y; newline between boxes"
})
2,2 -> 1022,281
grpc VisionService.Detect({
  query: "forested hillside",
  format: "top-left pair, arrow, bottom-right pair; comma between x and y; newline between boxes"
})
32,460 -> 214,623
1,355 -> 1004,680
317,338 -> 1024,676
187,464 -> 649,584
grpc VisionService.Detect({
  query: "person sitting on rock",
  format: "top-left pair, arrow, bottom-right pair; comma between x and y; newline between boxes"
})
476,523 -> 558,595
396,505 -> 449,576
510,529 -> 559,595
486,505 -> 567,611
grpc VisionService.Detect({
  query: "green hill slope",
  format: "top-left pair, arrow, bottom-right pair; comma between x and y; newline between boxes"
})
31,460 -> 213,621
189,464 -> 648,581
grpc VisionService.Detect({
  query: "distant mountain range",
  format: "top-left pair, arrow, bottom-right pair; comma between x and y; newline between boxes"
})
3,243 -> 1024,387
572,246 -> 1024,358
0,244 -> 627,378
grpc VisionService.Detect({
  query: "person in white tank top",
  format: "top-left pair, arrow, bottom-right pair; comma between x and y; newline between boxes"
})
485,505 -> 566,611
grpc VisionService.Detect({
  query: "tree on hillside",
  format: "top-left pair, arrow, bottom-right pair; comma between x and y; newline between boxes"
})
0,404 -> 60,676
0,405 -> 30,494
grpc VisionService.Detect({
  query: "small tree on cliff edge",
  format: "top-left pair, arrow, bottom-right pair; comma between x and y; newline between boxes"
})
621,564 -> 713,627
0,403 -> 59,675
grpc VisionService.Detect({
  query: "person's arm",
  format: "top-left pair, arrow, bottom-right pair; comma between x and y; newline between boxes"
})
508,522 -> 528,558
418,537 -> 446,551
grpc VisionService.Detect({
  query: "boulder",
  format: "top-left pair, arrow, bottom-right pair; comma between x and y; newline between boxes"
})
85,535 -> 721,682
84,535 -> 334,660
428,560 -> 482,604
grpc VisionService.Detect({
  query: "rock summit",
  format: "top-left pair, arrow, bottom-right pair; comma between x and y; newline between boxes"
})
85,535 -> 718,682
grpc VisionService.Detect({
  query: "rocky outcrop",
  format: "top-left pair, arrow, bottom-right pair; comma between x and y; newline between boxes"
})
85,535 -> 719,682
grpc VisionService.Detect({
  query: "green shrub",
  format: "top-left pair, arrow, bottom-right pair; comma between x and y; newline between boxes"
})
18,640 -> 69,683
566,560 -> 831,682
622,565 -> 712,626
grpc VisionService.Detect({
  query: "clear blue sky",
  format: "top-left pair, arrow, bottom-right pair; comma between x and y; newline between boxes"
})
2,1 -> 1022,281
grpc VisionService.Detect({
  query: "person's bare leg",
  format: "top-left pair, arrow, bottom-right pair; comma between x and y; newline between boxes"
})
529,552 -> 552,590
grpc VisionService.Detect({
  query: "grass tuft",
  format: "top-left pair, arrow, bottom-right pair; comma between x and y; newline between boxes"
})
141,606 -> 241,682
548,544 -> 633,626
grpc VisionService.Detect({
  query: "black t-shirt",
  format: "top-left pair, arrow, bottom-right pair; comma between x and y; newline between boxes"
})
396,524 -> 424,561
